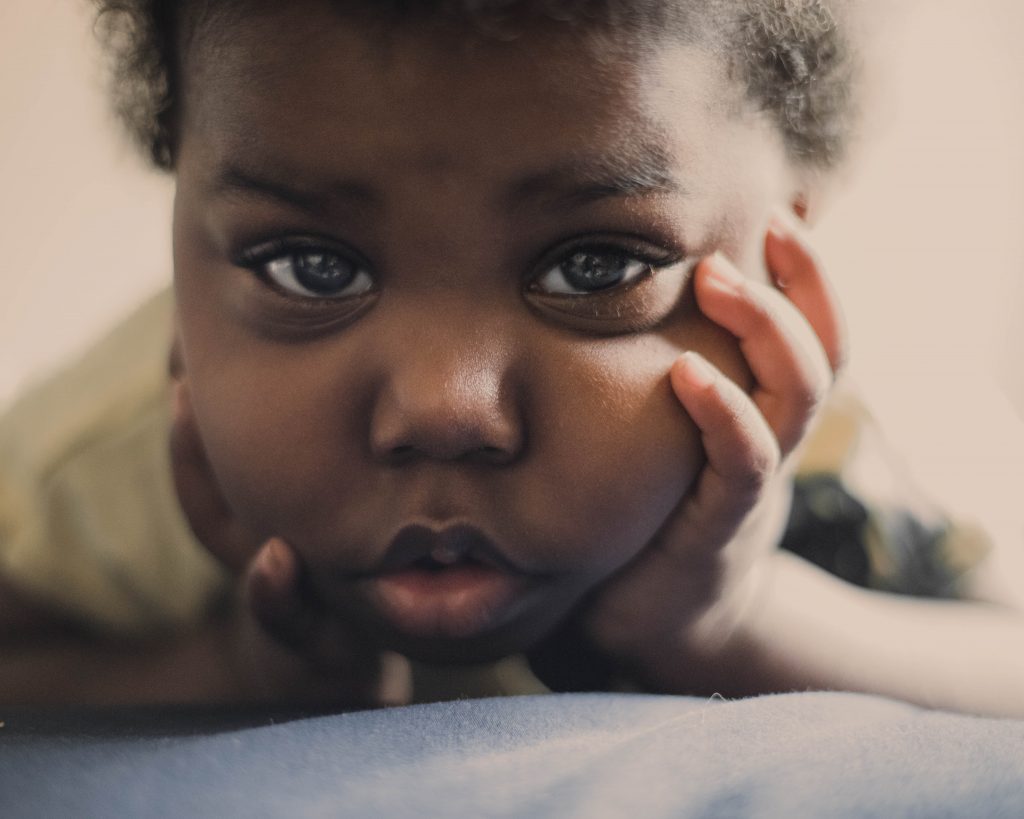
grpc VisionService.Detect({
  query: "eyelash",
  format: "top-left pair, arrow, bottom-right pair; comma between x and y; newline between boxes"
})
236,236 -> 374,303
234,234 -> 682,301
529,238 -> 681,296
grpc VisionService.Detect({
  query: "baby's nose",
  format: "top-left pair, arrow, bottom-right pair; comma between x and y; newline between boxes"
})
369,344 -> 524,465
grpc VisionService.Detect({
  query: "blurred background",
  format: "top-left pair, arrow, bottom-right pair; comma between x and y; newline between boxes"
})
1,0 -> 1022,530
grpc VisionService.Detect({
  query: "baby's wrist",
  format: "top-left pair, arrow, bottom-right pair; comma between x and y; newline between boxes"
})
625,554 -> 781,695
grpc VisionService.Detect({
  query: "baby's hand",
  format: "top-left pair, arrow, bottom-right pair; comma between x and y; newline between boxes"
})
169,377 -> 409,707
539,214 -> 846,693
235,537 -> 410,706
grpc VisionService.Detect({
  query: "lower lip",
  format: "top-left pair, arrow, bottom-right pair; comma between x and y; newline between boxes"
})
361,563 -> 531,640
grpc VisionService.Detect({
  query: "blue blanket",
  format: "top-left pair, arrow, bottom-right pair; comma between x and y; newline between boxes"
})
2,692 -> 1022,817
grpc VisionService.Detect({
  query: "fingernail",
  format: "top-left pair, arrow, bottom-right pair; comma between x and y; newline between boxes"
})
259,538 -> 291,581
679,351 -> 717,390
767,216 -> 790,242
704,252 -> 743,291
768,207 -> 798,239
766,214 -> 796,290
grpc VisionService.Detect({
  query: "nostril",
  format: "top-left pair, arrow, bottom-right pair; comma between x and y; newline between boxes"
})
384,443 -> 516,466
473,445 -> 516,465
388,444 -> 417,463
371,384 -> 524,463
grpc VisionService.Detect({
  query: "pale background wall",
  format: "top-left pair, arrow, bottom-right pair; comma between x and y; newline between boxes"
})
1,0 -> 1022,530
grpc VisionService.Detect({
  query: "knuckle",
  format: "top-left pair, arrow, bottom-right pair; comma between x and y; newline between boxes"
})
733,438 -> 779,500
795,371 -> 830,420
754,434 -> 782,480
742,286 -> 782,334
831,336 -> 851,376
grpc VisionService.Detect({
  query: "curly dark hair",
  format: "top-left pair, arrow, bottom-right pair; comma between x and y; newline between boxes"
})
92,0 -> 858,172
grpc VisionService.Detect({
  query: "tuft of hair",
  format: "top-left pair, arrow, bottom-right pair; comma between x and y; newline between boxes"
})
91,0 -> 858,173
730,0 -> 857,169
93,0 -> 178,169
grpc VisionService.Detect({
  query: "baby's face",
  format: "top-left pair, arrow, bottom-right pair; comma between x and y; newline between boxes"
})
172,1 -> 801,663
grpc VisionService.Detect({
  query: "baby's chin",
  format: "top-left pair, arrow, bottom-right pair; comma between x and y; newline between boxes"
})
377,628 -> 539,667
359,595 -> 575,667
321,576 -> 582,668
305,547 -> 591,665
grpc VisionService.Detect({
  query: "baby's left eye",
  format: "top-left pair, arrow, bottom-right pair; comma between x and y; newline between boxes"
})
258,250 -> 374,299
534,250 -> 651,295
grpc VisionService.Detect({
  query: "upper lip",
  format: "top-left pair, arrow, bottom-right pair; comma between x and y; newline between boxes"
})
372,523 -> 522,574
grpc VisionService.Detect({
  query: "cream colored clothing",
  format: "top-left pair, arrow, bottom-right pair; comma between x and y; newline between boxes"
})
0,291 -> 229,636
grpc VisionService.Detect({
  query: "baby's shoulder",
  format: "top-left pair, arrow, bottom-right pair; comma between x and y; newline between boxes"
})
0,288 -> 175,473
0,288 -> 229,636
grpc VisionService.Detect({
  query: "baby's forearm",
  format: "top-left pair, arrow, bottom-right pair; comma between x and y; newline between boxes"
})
0,623 -> 242,706
682,551 -> 1024,717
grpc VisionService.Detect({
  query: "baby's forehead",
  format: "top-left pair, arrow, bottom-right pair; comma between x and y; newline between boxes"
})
96,0 -> 856,174
183,5 -> 743,144
186,2 -> 706,85
181,10 -> 758,196
177,24 -> 792,278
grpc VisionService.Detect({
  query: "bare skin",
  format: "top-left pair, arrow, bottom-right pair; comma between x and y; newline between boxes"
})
165,5 -> 837,703
2,2 -> 1022,713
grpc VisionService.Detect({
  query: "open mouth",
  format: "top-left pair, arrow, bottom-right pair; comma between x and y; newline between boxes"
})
411,552 -> 478,572
373,522 -> 523,575
355,523 -> 534,640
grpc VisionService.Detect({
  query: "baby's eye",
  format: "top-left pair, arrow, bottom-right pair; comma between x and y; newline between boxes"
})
526,239 -> 692,334
534,250 -> 651,295
252,247 -> 374,299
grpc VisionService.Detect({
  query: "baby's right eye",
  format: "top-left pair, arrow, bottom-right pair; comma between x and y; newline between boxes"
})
243,241 -> 374,300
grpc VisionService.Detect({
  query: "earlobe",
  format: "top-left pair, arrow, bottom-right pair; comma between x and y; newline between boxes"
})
790,176 -> 831,226
169,313 -> 186,384
168,314 -> 192,426
791,193 -> 811,222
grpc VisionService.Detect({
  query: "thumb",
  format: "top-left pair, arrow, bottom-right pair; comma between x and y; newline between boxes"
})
238,538 -> 409,706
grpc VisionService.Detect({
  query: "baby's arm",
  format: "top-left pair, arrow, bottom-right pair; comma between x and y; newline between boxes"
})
0,377 -> 403,705
0,572 -> 244,704
569,215 -> 1024,717
698,227 -> 1024,717
714,547 -> 1024,717
0,545 -> 405,706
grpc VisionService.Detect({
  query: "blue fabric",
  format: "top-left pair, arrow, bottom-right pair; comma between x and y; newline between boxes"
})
2,692 -> 1022,818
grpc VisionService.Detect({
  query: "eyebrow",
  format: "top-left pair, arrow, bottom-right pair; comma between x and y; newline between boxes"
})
209,143 -> 684,216
508,144 -> 686,209
212,164 -> 381,217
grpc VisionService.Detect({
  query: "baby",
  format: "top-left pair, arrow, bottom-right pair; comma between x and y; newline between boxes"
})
1,0 -> 1021,713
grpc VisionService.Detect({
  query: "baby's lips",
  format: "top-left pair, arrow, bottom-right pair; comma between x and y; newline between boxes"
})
374,522 -> 524,575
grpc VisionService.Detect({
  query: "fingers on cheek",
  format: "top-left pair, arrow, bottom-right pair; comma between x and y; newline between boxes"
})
246,538 -> 309,647
671,353 -> 780,502
694,257 -> 832,455
245,539 -> 367,673
697,258 -> 832,394
766,217 -> 849,374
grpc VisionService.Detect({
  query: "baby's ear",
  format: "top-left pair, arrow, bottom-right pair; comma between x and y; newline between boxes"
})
791,192 -> 811,222
789,175 -> 832,226
169,313 -> 185,384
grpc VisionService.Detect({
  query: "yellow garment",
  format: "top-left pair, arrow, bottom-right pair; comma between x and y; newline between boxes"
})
0,290 -> 229,636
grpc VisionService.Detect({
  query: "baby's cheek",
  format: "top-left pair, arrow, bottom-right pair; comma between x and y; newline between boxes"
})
665,297 -> 754,391
516,336 -> 706,574
184,362 -> 351,552
520,311 -> 752,574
